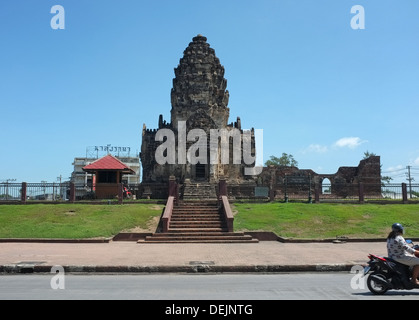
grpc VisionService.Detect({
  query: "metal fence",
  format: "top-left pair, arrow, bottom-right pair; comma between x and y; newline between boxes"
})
0,183 -> 22,201
0,182 -> 73,202
406,183 -> 419,200
26,183 -> 69,201
1,182 -> 418,204
226,182 -> 419,203
0,182 -> 169,202
380,184 -> 405,200
282,183 -> 419,203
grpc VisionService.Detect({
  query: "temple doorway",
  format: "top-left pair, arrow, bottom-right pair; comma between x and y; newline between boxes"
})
195,163 -> 206,180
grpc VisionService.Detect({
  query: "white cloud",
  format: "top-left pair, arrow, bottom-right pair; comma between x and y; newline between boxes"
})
333,137 -> 367,149
302,137 -> 367,155
386,165 -> 404,172
304,144 -> 328,154
414,157 -> 419,166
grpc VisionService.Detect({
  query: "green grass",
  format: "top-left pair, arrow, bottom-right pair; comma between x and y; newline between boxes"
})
1,202 -> 419,239
233,202 -> 419,239
0,204 -> 163,239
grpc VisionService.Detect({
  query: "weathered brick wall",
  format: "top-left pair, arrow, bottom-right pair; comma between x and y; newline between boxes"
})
258,156 -> 381,198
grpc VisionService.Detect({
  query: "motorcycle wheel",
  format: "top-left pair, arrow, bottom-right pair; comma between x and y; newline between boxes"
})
367,272 -> 389,295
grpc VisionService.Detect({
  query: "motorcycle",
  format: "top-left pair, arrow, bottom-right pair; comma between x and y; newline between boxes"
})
123,186 -> 132,199
364,240 -> 419,295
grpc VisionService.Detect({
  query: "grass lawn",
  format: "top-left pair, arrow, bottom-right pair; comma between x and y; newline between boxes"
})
0,204 -> 164,239
233,202 -> 419,239
1,202 -> 418,239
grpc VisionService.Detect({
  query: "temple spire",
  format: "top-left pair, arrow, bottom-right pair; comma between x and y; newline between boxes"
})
170,35 -> 230,130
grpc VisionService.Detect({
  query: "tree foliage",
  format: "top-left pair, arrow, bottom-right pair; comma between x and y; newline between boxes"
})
363,151 -> 377,159
265,153 -> 298,167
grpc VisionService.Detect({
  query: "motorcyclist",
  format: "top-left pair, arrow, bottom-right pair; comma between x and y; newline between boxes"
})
387,223 -> 419,285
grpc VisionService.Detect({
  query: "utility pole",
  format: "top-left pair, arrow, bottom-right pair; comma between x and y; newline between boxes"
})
406,166 -> 414,199
41,180 -> 47,200
57,175 -> 62,200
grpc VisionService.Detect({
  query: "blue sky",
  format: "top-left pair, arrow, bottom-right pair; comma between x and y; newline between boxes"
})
1,0 -> 419,183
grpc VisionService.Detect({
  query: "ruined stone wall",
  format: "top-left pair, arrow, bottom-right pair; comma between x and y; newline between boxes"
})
256,156 -> 381,198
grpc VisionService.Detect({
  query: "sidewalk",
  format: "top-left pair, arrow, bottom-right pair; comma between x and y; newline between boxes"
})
0,240 -> 387,274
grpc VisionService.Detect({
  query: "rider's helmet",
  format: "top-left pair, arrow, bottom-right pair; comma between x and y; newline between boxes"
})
392,223 -> 404,234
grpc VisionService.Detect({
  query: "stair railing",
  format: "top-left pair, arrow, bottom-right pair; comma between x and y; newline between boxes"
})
218,178 -> 234,232
220,195 -> 234,232
162,196 -> 174,233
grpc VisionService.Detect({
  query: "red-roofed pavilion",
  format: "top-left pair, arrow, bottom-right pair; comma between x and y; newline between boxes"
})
82,154 -> 135,199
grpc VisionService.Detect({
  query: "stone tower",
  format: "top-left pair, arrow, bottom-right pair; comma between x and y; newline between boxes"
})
170,34 -> 230,131
141,35 -> 254,184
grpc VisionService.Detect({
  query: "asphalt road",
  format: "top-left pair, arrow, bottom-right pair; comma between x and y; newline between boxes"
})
1,273 -> 419,301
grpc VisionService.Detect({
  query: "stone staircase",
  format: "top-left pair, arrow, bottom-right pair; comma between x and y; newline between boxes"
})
141,201 -> 258,243
182,182 -> 217,200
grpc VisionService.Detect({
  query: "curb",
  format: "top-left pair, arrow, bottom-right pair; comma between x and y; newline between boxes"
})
0,238 -> 111,243
0,235 -> 391,244
4,232 -> 419,244
0,263 -> 355,274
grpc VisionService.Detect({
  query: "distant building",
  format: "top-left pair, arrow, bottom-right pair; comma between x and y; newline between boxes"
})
82,154 -> 136,199
71,155 -> 140,186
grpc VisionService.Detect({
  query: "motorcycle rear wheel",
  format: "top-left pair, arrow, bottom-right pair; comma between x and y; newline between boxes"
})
367,272 -> 389,295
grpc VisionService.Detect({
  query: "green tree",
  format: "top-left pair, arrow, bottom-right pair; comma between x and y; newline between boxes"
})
265,153 -> 298,167
363,151 -> 377,159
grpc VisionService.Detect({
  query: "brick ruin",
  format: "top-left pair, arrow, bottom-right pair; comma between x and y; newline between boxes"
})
255,156 -> 382,200
139,35 -> 382,199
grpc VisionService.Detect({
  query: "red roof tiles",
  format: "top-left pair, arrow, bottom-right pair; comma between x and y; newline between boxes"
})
82,154 -> 135,174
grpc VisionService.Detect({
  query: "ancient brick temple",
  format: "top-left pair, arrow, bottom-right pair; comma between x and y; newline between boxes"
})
140,35 -> 256,186
139,35 -> 382,200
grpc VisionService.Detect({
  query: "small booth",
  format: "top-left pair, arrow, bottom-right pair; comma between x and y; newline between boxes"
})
82,154 -> 135,199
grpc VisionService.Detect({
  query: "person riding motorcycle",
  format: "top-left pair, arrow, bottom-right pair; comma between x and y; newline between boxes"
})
387,223 -> 419,285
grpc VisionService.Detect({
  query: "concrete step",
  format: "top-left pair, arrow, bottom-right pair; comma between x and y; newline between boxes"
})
146,232 -> 246,237
169,223 -> 226,229
173,206 -> 219,209
139,239 -> 259,243
145,235 -> 254,241
172,211 -> 220,217
142,195 -> 257,244
177,201 -> 218,206
170,221 -> 224,224
170,217 -> 223,221
171,213 -> 221,216
182,183 -> 218,200
170,201 -> 225,230
141,232 -> 259,243
175,207 -> 218,210
172,210 -> 220,214
172,217 -> 221,220
168,228 -> 229,233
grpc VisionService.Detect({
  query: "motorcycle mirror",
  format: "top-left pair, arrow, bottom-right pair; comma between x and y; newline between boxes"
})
406,239 -> 413,244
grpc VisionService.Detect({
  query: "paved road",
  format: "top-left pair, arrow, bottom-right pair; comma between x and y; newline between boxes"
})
1,273 -> 418,300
